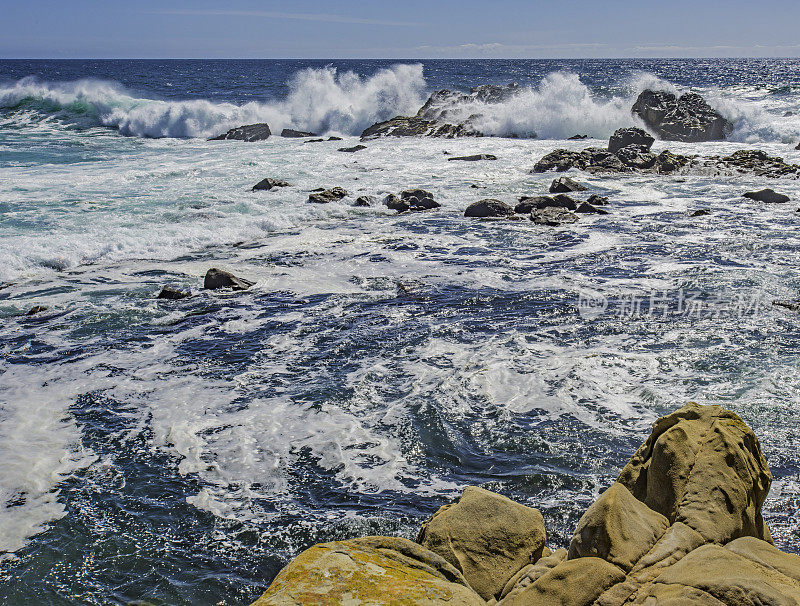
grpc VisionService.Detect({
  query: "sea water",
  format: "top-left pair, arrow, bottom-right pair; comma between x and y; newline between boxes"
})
0,59 -> 799,605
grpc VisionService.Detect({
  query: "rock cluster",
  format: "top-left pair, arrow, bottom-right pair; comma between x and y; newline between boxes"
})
632,90 -> 732,142
361,84 -> 521,140
308,187 -> 348,204
385,189 -> 441,213
209,123 -> 272,142
251,403 -> 800,605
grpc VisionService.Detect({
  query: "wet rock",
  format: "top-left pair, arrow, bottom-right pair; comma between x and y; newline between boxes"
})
655,149 -> 692,174
203,268 -> 253,291
361,116 -> 479,140
354,195 -> 375,207
399,188 -> 440,211
338,144 -> 367,153
632,90 -> 732,142
280,128 -> 317,138
157,286 -> 191,300
327,136 -> 343,141
383,193 -> 407,212
250,536 -> 484,606
531,207 -> 579,226
715,150 -> 800,178
209,123 -> 271,142
616,146 -> 658,170
303,138 -> 325,143
464,199 -> 514,218
308,187 -> 348,204
608,127 -> 655,154
587,194 -> 609,206
515,196 -> 555,214
252,178 -> 292,191
743,188 -> 790,203
568,134 -> 589,140
26,305 -> 48,315
796,141 -> 800,150
550,176 -> 588,193
448,154 -> 497,161
418,486 -> 546,600
575,201 -> 609,214
690,209 -> 711,217
773,300 -> 800,312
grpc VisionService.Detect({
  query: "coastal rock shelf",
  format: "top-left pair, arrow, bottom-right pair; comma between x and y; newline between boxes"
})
251,403 -> 800,605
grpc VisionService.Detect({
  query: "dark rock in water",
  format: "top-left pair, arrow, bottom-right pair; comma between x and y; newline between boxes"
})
655,150 -> 691,174
448,154 -> 497,162
713,150 -> 800,178
209,123 -> 271,142
304,138 -> 325,143
252,178 -> 292,191
774,300 -> 800,312
575,201 -> 609,214
354,195 -> 375,207
532,146 -> 691,175
616,146 -> 658,170
26,305 -> 48,315
360,116 -> 480,140
400,189 -> 440,211
796,142 -> 800,150
204,268 -> 253,291
743,188 -> 790,203
158,286 -> 191,300
328,136 -> 343,141
690,209 -> 711,217
308,187 -> 348,204
383,193 -> 407,212
281,128 -> 318,138
550,176 -> 588,193
784,111 -> 795,117
568,134 -> 589,140
608,127 -> 655,153
338,145 -> 367,153
531,207 -> 579,226
515,196 -> 554,214
464,199 -> 514,218
587,194 -> 609,206
632,90 -> 732,142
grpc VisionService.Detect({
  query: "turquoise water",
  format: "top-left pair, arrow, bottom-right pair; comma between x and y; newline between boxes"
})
1,59 -> 799,605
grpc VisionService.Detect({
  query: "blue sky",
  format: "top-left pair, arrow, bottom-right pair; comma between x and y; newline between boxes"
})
2,0 -> 799,58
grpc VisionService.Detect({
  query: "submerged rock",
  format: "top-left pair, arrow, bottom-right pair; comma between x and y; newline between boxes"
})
464,199 -> 514,218
743,188 -> 791,203
773,300 -> 800,312
587,194 -> 610,206
632,89 -> 732,142
353,195 -> 375,207
531,207 -> 579,226
568,134 -> 588,140
203,268 -> 253,291
448,154 -> 497,162
327,136 -> 343,141
251,403 -> 800,606
252,178 -> 292,191
26,305 -> 48,315
209,123 -> 271,142
690,209 -> 711,217
549,176 -> 587,193
338,144 -> 367,153
280,128 -> 317,138
308,187 -> 348,204
608,127 -> 655,154
157,286 -> 191,300
575,201 -> 608,214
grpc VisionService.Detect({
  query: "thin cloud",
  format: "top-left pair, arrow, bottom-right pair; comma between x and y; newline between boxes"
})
148,9 -> 424,28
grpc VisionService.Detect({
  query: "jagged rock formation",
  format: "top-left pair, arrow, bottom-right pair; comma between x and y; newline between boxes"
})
209,123 -> 272,142
251,403 -> 800,605
360,84 -> 521,140
632,90 -> 733,142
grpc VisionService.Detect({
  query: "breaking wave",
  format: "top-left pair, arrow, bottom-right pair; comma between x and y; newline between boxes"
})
1,65 -> 799,142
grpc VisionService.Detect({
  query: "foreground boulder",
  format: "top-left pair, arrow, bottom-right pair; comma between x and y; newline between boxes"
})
550,176 -> 588,193
209,123 -> 272,142
252,178 -> 292,191
251,536 -> 483,606
251,403 -> 800,606
418,486 -> 546,600
204,268 -> 253,291
308,187 -> 348,204
608,127 -> 655,154
464,199 -> 514,218
743,188 -> 791,203
632,90 -> 732,142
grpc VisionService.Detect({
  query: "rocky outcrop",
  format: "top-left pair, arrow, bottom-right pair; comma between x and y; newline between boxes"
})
26,305 -> 48,315
464,199 -> 515,218
280,129 -> 317,138
157,286 -> 191,300
250,403 -> 800,606
576,201 -> 609,214
531,207 -> 579,226
448,154 -> 498,162
353,195 -> 375,207
308,187 -> 348,204
252,178 -> 292,191
361,83 -> 521,140
550,176 -> 588,193
607,127 -> 655,154
209,123 -> 271,142
338,145 -> 367,153
632,90 -> 732,142
743,188 -> 791,203
203,268 -> 253,291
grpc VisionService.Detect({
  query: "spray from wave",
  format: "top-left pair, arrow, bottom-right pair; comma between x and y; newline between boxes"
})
1,65 -> 799,142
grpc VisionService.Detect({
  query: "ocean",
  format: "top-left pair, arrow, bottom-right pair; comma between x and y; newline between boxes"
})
0,58 -> 799,605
